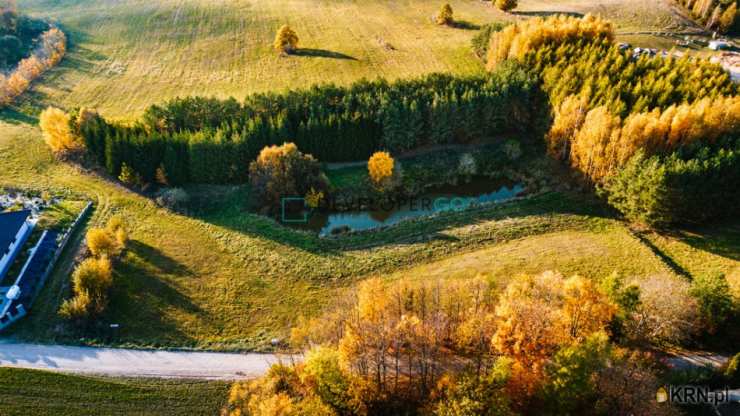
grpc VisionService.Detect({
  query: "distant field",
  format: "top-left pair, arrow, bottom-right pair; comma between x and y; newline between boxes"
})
15,0 -> 499,117
0,368 -> 228,416
10,0 -> 698,118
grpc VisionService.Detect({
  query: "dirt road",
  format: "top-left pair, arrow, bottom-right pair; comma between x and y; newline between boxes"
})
0,341 -> 288,380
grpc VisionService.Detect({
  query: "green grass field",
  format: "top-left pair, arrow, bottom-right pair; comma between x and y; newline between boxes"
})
0,368 -> 228,415
7,117 -> 732,350
1,0 -> 736,350
9,0 -> 698,119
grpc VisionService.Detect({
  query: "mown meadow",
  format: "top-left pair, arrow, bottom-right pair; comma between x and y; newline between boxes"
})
11,0 -> 701,118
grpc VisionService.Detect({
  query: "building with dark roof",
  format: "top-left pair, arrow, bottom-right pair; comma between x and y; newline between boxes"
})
0,210 -> 34,282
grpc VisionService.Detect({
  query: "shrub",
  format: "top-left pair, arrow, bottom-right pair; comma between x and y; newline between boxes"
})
249,143 -> 328,211
501,139 -> 521,161
118,163 -> 142,187
304,187 -> 324,209
457,153 -> 477,177
155,187 -> 190,211
274,24 -> 298,53
155,164 -> 168,185
368,151 -> 393,182
39,106 -> 79,153
59,290 -> 91,322
87,228 -> 121,258
690,273 -> 735,335
86,216 -> 127,259
436,4 -> 453,25
626,275 -> 699,345
61,256 -> 114,320
72,257 -> 112,299
494,0 -> 517,12
106,215 -> 128,247
368,151 -> 400,190
471,22 -> 508,59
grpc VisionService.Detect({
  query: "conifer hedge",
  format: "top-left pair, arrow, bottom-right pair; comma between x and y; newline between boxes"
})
80,64 -> 540,185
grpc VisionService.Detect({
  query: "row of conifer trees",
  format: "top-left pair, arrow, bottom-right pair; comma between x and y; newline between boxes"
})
79,65 -> 540,185
485,14 -> 740,225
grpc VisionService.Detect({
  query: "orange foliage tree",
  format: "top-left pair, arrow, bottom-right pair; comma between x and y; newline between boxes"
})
0,27 -> 66,107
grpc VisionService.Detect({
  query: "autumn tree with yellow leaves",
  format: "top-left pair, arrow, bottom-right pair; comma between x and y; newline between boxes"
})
249,142 -> 328,211
436,4 -> 453,25
494,0 -> 518,12
367,151 -> 401,192
61,216 -> 128,325
274,24 -> 299,54
0,27 -> 66,107
39,106 -> 81,154
230,270 -> 684,415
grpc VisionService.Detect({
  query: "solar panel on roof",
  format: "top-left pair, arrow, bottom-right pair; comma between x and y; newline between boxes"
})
0,210 -> 31,254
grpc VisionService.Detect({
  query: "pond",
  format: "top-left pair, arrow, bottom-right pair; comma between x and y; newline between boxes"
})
288,177 -> 525,236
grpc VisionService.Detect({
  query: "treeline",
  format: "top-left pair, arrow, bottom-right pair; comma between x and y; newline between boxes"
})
486,14 -> 614,71
79,64 -> 540,185
225,270 -> 736,415
674,0 -> 738,33
530,37 -> 735,116
549,95 -> 740,181
603,145 -> 740,225
0,0 -> 51,68
0,26 -> 66,107
486,14 -> 739,225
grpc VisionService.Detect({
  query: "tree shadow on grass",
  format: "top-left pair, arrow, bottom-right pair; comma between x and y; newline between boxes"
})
127,240 -> 192,277
664,220 -> 740,262
511,11 -> 584,18
292,48 -> 358,60
450,20 -> 481,30
0,107 -> 39,125
104,240 -> 204,347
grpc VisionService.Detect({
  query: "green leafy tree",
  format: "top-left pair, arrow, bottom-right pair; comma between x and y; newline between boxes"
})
300,346 -> 355,415
434,358 -> 515,416
690,273 -> 735,334
541,332 -> 612,413
118,163 -> 142,187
